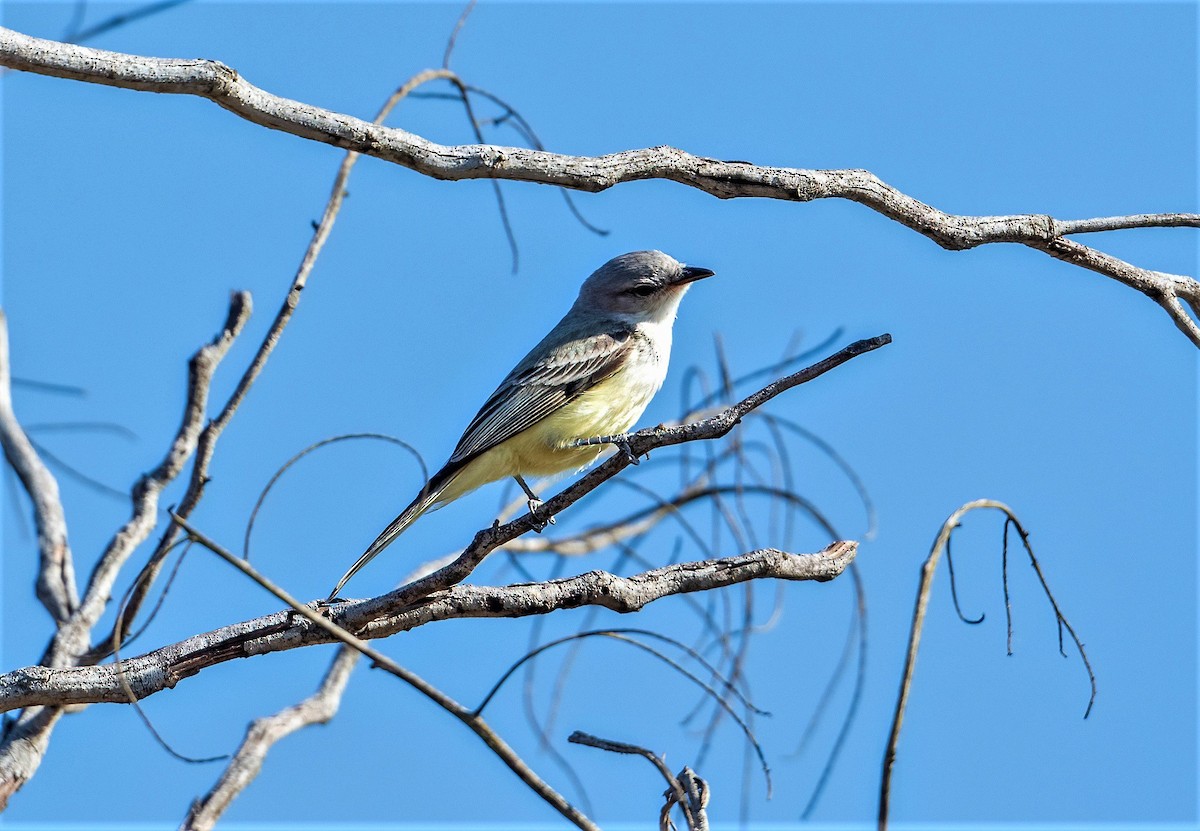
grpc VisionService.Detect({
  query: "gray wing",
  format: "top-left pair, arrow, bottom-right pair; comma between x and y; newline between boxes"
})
448,324 -> 636,465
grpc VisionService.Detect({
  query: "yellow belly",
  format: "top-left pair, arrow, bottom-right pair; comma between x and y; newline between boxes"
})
434,365 -> 662,505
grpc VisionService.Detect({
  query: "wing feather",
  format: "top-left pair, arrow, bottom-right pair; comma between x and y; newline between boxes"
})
448,326 -> 636,464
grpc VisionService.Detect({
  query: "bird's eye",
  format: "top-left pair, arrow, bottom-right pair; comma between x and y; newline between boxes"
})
628,285 -> 657,297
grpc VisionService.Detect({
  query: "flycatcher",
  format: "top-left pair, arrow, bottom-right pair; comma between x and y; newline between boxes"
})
328,250 -> 714,599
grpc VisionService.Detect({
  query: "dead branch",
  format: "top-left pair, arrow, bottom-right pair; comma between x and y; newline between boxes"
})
341,334 -> 887,632
877,500 -> 1094,831
93,67 -> 456,661
0,540 -> 855,712
0,293 -> 250,810
51,292 -> 251,667
0,310 -> 78,623
2,28 -> 1197,344
170,516 -> 599,830
179,645 -> 359,831
568,732 -> 709,831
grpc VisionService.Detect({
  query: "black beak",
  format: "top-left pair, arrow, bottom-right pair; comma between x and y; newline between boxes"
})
673,265 -> 716,286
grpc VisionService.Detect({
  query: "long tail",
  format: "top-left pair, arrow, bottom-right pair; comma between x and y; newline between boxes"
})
326,466 -> 459,600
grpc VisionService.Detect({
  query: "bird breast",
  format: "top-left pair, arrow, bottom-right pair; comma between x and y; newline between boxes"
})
506,323 -> 670,476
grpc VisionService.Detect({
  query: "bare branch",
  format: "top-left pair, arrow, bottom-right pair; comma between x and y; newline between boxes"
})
167,517 -> 598,831
0,540 -> 855,712
64,291 -> 252,662
568,733 -> 710,831
8,377 -> 86,396
348,335 -> 886,625
1055,213 -> 1200,235
441,0 -> 477,69
180,645 -> 359,831
474,628 -> 770,796
2,29 -> 1196,342
0,293 -> 250,809
92,67 -> 454,660
0,309 -> 78,622
877,500 -> 1094,831
242,433 -> 426,560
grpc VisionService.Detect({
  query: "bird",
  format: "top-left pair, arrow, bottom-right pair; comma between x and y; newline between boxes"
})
327,250 -> 715,599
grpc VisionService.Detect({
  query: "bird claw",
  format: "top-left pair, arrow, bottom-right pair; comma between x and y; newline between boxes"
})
527,498 -> 556,532
616,437 -> 640,465
573,433 -> 640,465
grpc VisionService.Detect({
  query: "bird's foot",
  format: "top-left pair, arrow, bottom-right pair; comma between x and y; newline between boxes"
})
513,475 -> 556,531
527,497 -> 556,532
573,433 -> 640,465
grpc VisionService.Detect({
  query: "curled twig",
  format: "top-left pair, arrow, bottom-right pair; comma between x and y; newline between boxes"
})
878,500 -> 1095,831
568,732 -> 709,831
243,432 -> 426,559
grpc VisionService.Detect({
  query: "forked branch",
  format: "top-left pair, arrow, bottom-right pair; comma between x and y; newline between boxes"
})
0,334 -> 875,710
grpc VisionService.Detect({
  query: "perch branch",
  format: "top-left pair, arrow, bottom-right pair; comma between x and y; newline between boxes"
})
345,335 -> 887,623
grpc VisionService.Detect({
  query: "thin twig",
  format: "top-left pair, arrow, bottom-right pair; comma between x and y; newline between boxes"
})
180,645 -> 359,831
442,74 -> 520,272
441,0 -> 477,69
100,68 -> 453,657
0,293 -> 249,807
568,732 -> 701,831
243,433 -> 426,559
172,515 -> 599,831
65,0 -> 194,43
944,529 -> 985,625
799,560 -> 868,819
878,500 -> 1095,831
9,377 -> 85,396
474,628 -> 770,794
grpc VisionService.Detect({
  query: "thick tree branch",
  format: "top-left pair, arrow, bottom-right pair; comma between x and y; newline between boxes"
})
2,28 -> 1197,344
0,310 -> 78,623
0,541 -> 854,712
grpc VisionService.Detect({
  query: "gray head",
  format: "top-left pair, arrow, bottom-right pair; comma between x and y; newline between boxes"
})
574,251 -> 715,321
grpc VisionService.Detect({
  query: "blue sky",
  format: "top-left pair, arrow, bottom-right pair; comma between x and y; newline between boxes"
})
1,1 -> 1197,828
